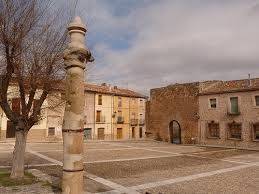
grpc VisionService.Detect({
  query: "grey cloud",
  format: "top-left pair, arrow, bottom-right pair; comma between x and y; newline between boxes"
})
80,0 -> 259,95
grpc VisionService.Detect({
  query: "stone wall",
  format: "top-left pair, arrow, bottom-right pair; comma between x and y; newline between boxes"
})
199,90 -> 259,149
147,83 -> 199,144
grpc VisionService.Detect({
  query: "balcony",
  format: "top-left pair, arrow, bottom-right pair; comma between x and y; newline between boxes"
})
227,109 -> 240,116
139,119 -> 145,126
96,116 -> 105,123
130,119 -> 138,126
117,116 -> 124,124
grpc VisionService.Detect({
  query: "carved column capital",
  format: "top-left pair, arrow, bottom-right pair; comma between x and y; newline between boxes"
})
63,47 -> 92,69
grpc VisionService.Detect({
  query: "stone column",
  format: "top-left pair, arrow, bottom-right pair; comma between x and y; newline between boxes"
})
62,16 -> 93,194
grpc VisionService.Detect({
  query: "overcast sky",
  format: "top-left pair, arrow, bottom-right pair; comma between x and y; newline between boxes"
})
76,0 -> 259,95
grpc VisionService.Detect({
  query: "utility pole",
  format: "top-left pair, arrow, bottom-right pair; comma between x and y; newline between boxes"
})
62,16 -> 93,194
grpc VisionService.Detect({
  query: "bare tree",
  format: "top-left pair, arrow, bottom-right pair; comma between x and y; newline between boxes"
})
0,0 -> 74,178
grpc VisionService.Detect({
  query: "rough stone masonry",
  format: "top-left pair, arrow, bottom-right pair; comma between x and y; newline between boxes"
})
146,82 -> 200,144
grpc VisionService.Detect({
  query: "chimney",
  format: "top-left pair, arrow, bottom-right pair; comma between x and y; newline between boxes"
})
248,74 -> 252,87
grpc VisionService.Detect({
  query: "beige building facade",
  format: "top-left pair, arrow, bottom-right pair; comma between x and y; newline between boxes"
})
0,85 -> 64,141
84,83 -> 147,141
0,83 -> 147,141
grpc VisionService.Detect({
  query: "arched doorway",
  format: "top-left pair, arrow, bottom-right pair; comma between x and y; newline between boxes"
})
169,120 -> 181,144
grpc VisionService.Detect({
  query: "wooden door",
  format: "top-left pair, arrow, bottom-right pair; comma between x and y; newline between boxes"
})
139,127 -> 143,138
97,128 -> 104,140
117,128 -> 123,139
132,127 -> 135,138
169,120 -> 181,144
84,128 -> 92,140
6,121 -> 15,138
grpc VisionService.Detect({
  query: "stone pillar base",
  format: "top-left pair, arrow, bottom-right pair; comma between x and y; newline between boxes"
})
62,170 -> 84,194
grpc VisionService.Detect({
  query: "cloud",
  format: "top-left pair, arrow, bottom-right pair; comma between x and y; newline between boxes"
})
78,0 -> 259,95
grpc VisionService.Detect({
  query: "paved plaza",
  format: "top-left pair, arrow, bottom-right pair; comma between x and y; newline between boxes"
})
0,140 -> 259,194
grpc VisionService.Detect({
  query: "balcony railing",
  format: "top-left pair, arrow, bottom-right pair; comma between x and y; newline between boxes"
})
96,116 -> 105,123
227,109 -> 240,116
130,119 -> 138,126
117,116 -> 124,124
139,119 -> 145,125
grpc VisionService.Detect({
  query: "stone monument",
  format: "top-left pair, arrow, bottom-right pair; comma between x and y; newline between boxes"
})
62,16 -> 93,194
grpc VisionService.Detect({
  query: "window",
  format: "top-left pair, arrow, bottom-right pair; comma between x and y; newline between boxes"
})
209,98 -> 217,108
48,127 -> 55,136
228,122 -> 242,139
255,96 -> 259,106
11,98 -> 20,114
253,123 -> 259,140
139,113 -> 145,125
207,121 -> 220,138
230,97 -> 239,114
118,97 -> 122,107
33,99 -> 41,125
98,95 -> 102,105
117,110 -> 124,123
33,99 -> 41,111
140,99 -> 144,106
131,113 -> 137,126
96,111 -> 105,123
96,111 -> 101,122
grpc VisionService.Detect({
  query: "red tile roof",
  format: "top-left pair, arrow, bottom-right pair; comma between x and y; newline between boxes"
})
84,83 -> 147,99
199,78 -> 259,95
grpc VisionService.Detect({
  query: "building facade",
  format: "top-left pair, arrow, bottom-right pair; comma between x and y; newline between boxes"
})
0,83 -> 147,141
83,92 -> 95,139
146,83 -> 200,144
147,78 -> 259,150
0,85 -> 64,141
199,79 -> 259,149
84,83 -> 147,141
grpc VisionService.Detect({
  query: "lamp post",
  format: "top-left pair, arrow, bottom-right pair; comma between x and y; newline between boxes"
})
62,16 -> 93,194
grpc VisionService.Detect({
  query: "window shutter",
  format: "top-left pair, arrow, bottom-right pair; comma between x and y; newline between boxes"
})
12,98 -> 21,114
230,97 -> 238,113
255,96 -> 259,106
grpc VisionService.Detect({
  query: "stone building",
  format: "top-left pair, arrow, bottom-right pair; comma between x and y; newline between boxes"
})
199,79 -> 259,149
147,78 -> 259,149
147,82 -> 200,144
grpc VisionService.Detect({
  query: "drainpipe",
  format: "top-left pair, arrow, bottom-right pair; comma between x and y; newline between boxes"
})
93,93 -> 96,140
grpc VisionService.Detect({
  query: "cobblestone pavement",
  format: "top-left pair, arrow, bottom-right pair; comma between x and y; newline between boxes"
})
0,140 -> 258,194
